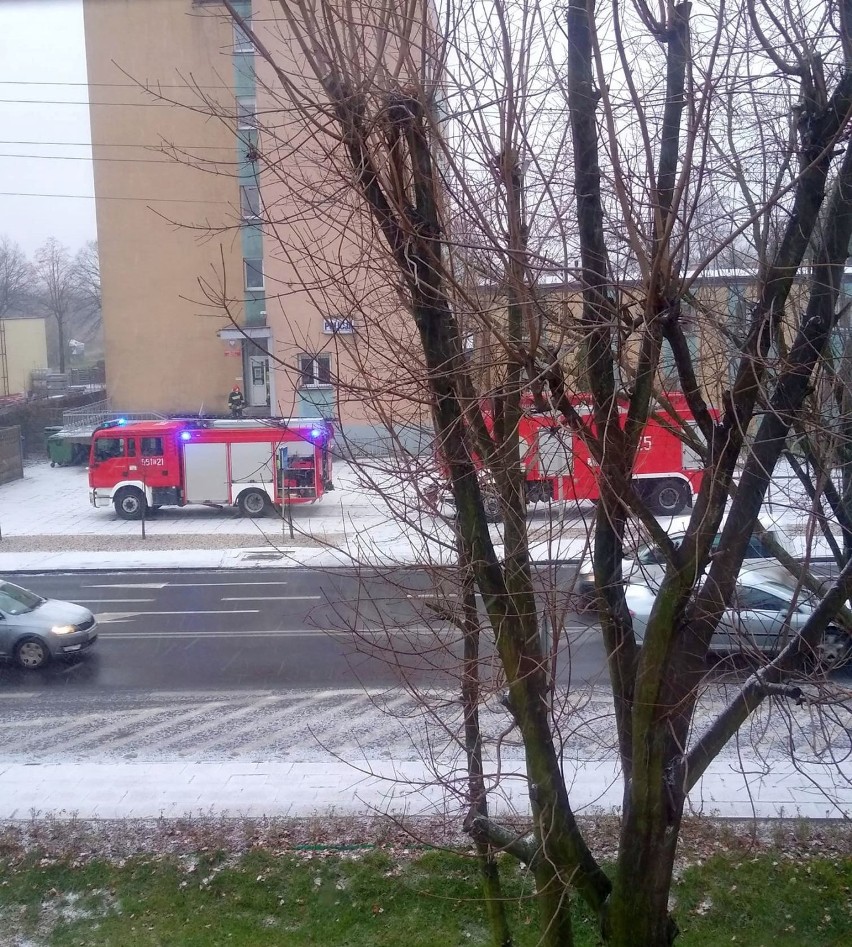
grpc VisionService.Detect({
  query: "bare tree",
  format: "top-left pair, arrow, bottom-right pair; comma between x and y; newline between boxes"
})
0,237 -> 32,319
151,1 -> 852,944
34,238 -> 75,374
73,240 -> 101,314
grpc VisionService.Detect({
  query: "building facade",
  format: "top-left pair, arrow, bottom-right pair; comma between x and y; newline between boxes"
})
82,0 -> 430,453
0,317 -> 47,399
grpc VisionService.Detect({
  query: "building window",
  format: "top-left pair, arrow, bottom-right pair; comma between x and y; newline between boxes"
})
233,16 -> 253,54
299,354 -> 332,388
236,95 -> 256,130
240,184 -> 260,220
661,329 -> 699,390
322,317 -> 354,334
244,258 -> 264,291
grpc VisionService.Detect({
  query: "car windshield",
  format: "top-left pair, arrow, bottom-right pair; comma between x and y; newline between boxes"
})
0,581 -> 44,615
636,542 -> 669,565
764,581 -> 818,608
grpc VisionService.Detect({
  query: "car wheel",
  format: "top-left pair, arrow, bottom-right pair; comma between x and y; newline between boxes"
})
114,487 -> 147,520
645,479 -> 689,516
239,489 -> 269,518
15,636 -> 50,670
816,629 -> 852,670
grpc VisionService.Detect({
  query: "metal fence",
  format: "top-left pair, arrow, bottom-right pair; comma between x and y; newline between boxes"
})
31,367 -> 106,398
61,399 -> 164,431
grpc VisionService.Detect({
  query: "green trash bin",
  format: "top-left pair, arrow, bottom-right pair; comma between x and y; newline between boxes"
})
46,429 -> 75,467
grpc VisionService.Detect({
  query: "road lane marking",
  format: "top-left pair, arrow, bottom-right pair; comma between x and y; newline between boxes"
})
84,583 -> 169,589
176,694 -> 308,753
75,598 -> 156,603
98,701 -> 232,753
97,625 -> 454,640
24,705 -> 179,753
87,581 -> 291,588
167,581 -> 291,587
93,622 -> 598,637
36,703 -> 229,755
220,596 -> 322,601
96,609 -> 261,623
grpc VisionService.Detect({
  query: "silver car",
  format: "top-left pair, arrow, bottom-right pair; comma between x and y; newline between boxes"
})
576,530 -> 781,600
625,568 -> 852,665
0,580 -> 98,670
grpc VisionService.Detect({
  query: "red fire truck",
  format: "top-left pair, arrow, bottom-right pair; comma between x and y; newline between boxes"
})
514,393 -> 706,516
432,393 -> 708,519
88,417 -> 334,520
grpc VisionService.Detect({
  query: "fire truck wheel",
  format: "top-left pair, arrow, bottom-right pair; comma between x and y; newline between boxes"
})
646,479 -> 688,516
238,489 -> 269,518
114,487 -> 147,520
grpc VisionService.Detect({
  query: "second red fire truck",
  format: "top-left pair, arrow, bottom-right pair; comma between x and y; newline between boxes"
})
431,392 -> 708,519
88,417 -> 334,520
512,392 -> 706,516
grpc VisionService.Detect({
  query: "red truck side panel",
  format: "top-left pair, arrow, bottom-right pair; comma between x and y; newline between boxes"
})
89,418 -> 332,514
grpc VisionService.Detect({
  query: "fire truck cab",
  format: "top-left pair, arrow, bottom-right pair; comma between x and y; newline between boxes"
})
88,417 -> 333,520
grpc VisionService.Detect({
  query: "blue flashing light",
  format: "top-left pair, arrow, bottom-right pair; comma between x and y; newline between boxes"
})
310,428 -> 322,440
180,431 -> 192,441
116,417 -> 127,425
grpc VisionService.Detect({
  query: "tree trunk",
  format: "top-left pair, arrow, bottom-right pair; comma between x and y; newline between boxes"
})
458,554 -> 514,947
56,315 -> 66,374
606,739 -> 682,946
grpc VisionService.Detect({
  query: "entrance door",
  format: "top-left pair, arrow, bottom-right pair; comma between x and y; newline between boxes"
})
248,355 -> 270,407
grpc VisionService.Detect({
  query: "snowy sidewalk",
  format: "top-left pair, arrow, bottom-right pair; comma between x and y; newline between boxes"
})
0,458 -> 837,572
1,757 -> 849,821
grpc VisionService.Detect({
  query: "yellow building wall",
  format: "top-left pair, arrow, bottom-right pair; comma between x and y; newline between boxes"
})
1,318 -> 47,397
82,0 -> 244,414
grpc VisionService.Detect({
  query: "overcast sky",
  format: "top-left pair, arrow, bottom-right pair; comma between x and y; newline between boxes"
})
0,0 -> 95,257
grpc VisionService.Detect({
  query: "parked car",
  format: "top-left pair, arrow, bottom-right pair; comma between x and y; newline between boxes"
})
624,567 -> 852,666
0,580 -> 97,670
576,529 -> 783,601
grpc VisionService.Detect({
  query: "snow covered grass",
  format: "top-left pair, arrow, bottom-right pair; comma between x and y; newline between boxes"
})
0,841 -> 849,946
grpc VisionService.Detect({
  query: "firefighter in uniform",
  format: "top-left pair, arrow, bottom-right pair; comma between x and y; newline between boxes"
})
228,384 -> 245,418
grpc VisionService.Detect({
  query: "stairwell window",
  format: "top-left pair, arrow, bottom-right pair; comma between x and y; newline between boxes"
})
233,16 -> 253,54
236,95 -> 256,130
299,354 -> 332,388
240,185 -> 260,220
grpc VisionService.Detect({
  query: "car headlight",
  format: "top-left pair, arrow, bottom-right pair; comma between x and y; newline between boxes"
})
51,624 -> 77,635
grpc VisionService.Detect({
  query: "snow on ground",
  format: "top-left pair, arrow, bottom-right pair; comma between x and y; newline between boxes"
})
0,458 -> 841,572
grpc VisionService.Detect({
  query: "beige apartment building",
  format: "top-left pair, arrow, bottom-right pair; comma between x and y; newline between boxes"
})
82,0 -> 429,450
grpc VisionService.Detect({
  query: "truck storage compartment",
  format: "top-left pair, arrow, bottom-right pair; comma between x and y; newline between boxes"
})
277,444 -> 317,499
231,441 -> 274,484
183,442 -> 229,503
